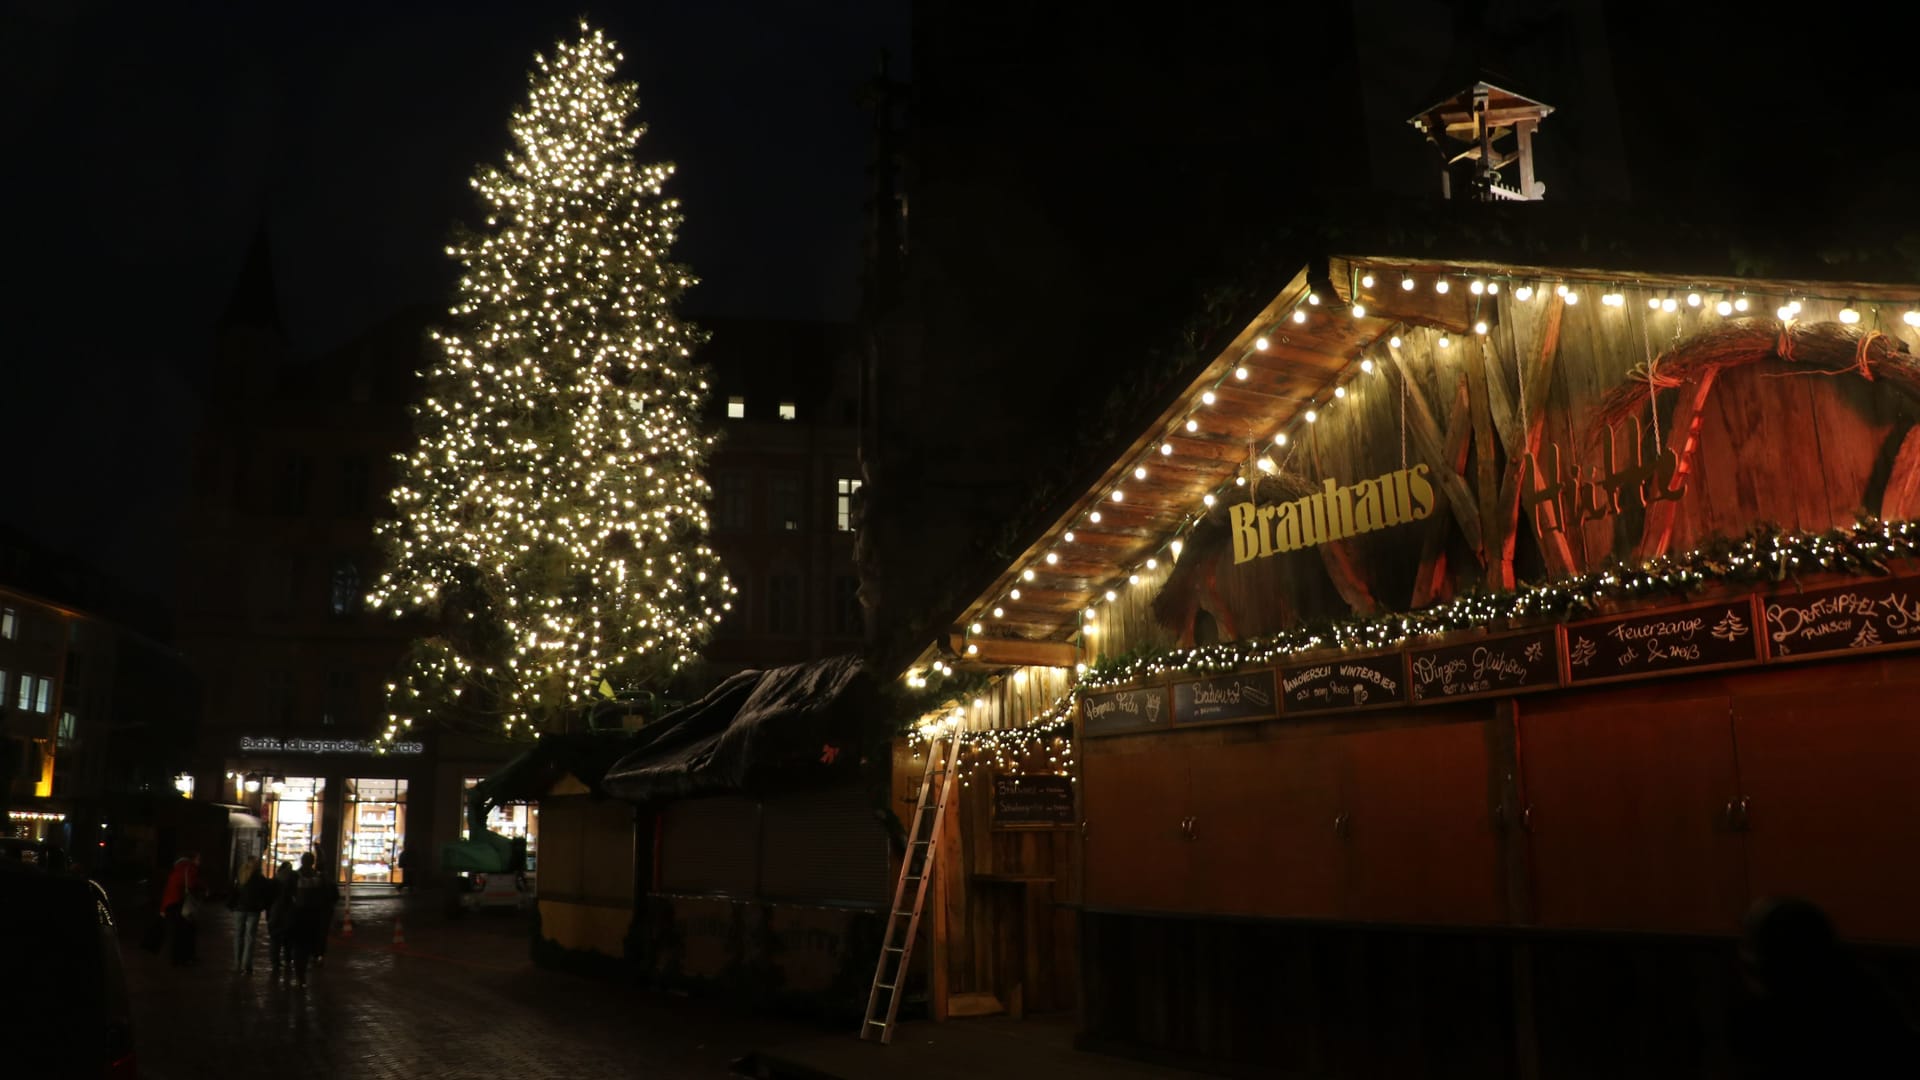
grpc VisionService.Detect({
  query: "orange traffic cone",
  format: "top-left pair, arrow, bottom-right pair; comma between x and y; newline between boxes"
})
391,913 -> 406,948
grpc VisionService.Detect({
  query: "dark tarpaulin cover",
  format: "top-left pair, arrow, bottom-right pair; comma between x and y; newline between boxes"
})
600,654 -> 871,803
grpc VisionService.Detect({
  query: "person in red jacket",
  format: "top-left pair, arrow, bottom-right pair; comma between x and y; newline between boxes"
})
159,852 -> 203,965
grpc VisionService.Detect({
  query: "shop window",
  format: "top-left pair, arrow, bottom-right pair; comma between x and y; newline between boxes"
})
835,477 -> 861,532
726,396 -> 746,419
265,776 -> 326,871
769,474 -> 802,531
768,573 -> 802,635
832,576 -> 863,637
1,608 -> 16,640
778,401 -> 797,420
713,472 -> 751,532
658,795 -> 759,896
342,777 -> 409,885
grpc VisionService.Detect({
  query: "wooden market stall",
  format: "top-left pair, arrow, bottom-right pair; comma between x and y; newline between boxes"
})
891,251 -> 1920,1076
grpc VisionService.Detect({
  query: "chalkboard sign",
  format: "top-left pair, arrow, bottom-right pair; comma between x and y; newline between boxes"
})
1081,684 -> 1168,736
1409,628 -> 1562,703
1172,669 -> 1278,725
1565,598 -> 1760,685
1763,578 -> 1920,661
992,774 -> 1076,826
1278,654 -> 1406,714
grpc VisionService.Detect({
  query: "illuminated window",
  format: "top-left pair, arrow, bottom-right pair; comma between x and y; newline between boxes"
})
778,402 -> 797,420
36,678 -> 52,714
1,608 -> 15,639
57,712 -> 77,749
835,477 -> 862,532
726,397 -> 746,419
16,675 -> 32,711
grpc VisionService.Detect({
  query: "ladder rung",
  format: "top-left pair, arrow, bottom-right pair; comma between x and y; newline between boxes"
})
867,1020 -> 887,1027
893,910 -> 913,917
877,982 -> 896,991
884,946 -> 904,952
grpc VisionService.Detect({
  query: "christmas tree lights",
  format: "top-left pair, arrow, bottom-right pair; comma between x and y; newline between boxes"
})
368,23 -> 732,742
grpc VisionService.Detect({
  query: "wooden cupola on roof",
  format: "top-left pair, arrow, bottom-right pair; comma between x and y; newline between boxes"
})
1409,81 -> 1553,203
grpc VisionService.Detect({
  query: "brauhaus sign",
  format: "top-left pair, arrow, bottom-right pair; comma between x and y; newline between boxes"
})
1229,465 -> 1437,563
238,735 -> 425,756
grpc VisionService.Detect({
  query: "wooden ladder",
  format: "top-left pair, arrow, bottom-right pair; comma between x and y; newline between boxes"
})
860,731 -> 959,1044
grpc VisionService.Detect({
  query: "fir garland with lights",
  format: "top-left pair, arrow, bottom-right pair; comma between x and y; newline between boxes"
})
367,23 -> 733,742
1082,518 -> 1920,689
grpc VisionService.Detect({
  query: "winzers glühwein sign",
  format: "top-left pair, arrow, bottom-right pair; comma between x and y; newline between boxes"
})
1565,598 -> 1760,685
992,774 -> 1076,826
1408,628 -> 1562,703
1230,466 -> 1437,563
1082,684 -> 1168,736
1278,654 -> 1406,713
1171,669 -> 1278,725
1763,578 -> 1920,661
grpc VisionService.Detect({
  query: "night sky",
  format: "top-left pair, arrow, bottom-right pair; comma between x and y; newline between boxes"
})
4,1 -> 906,602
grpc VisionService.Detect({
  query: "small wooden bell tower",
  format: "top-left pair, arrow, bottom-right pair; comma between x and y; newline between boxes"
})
1409,81 -> 1553,202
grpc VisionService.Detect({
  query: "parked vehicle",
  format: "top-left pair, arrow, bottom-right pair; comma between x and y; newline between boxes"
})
458,869 -> 532,912
0,861 -> 136,1077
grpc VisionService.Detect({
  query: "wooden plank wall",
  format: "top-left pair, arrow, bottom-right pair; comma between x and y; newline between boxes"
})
1100,287 -> 1920,656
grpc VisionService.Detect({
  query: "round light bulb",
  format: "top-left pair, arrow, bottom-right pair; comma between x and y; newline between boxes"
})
1254,336 -> 1269,352
1257,456 -> 1275,472
1202,493 -> 1215,507
1134,465 -> 1148,480
1401,276 -> 1416,291
1022,568 -> 1035,581
1201,390 -> 1216,405
1146,558 -> 1158,570
1292,309 -> 1307,324
1352,303 -> 1366,318
1735,297 -> 1750,312
1274,431 -> 1289,446
1305,409 -> 1319,423
1010,588 -> 1021,600
1388,335 -> 1402,349
1716,300 -> 1733,316
1434,279 -> 1450,294
1334,385 -> 1347,398
1563,291 -> 1579,305
1234,366 -> 1248,380
1905,310 -> 1920,327
1064,531 -> 1075,542
1185,419 -> 1199,432
1105,590 -> 1117,602
992,607 -> 1003,617
1360,358 -> 1375,373
1839,306 -> 1860,324
1438,334 -> 1451,348
1487,282 -> 1500,295
1361,273 -> 1375,288
1307,291 -> 1321,306
1474,320 -> 1489,335
1555,283 -> 1569,297
1128,574 -> 1140,585
1111,490 -> 1124,502
1662,297 -> 1677,313
970,622 -> 983,634
1515,285 -> 1534,301
1045,552 -> 1058,565
1789,299 -> 1803,315
1777,305 -> 1795,320
1470,280 -> 1485,295
1160,442 -> 1173,455
1687,292 -> 1702,307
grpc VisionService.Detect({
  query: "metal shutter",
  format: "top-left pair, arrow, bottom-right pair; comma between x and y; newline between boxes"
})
757,785 -> 888,908
657,795 -> 759,897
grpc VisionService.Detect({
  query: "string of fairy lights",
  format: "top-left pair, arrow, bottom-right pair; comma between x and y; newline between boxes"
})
910,265 -> 1920,770
953,266 -> 1920,667
367,23 -> 735,746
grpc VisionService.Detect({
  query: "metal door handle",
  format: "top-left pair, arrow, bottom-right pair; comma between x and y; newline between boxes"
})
1333,812 -> 1351,839
1187,815 -> 1198,842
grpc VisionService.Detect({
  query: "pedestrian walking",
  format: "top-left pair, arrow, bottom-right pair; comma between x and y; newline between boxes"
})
289,852 -> 336,985
266,860 -> 297,976
158,852 -> 203,966
229,856 -> 275,973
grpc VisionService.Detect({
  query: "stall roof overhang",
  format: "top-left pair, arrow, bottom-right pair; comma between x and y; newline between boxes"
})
925,251 -> 1920,671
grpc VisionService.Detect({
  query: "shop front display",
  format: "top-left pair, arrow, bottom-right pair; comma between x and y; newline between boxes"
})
265,777 -> 326,870
340,777 -> 408,885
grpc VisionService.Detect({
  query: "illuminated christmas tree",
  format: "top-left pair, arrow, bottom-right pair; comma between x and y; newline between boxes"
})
368,22 -> 733,741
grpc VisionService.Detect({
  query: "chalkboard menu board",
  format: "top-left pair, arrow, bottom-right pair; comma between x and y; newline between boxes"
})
1408,628 -> 1562,703
992,774 -> 1076,826
1172,669 -> 1278,725
1565,598 -> 1760,685
1763,578 -> 1920,661
1081,684 -> 1168,736
1278,654 -> 1406,714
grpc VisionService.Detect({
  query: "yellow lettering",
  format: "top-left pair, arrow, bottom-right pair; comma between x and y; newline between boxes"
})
1353,478 -> 1382,532
1300,492 -> 1328,547
1324,478 -> 1353,541
1255,504 -> 1277,558
1408,463 -> 1437,520
1384,469 -> 1409,525
1229,502 -> 1261,564
1276,502 -> 1301,552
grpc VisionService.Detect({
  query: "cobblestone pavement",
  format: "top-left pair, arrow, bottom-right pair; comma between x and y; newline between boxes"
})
122,892 -> 825,1080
